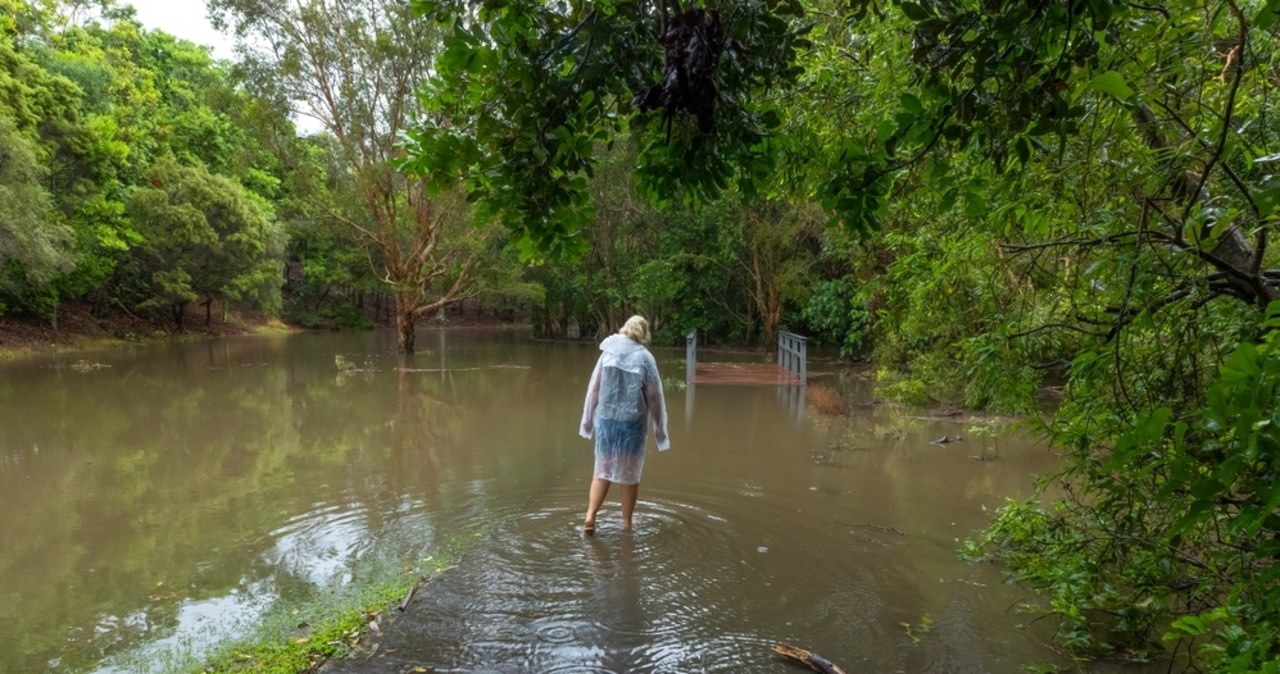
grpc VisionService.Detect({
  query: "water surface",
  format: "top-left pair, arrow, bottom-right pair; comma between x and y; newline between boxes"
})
0,329 -> 1158,672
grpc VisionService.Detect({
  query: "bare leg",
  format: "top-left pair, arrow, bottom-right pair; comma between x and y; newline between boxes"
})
585,477 -> 611,532
619,483 -> 639,530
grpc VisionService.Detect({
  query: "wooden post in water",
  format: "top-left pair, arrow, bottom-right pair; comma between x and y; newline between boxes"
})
686,330 -> 697,382
684,330 -> 697,425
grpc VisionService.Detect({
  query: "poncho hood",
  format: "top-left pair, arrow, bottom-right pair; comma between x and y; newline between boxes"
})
599,333 -> 645,355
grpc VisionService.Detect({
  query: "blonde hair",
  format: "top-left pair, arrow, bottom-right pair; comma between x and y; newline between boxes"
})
618,315 -> 650,344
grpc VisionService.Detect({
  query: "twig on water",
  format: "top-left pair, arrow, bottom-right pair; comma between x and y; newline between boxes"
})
772,644 -> 849,674
398,576 -> 426,612
837,522 -> 906,537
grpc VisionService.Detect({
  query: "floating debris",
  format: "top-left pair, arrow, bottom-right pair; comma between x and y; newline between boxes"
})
772,643 -> 848,674
69,359 -> 110,372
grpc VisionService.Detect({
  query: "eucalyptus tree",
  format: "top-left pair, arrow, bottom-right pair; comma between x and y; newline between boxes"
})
210,0 -> 480,353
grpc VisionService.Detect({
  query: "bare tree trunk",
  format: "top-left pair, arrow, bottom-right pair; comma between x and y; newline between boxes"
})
763,295 -> 782,350
396,296 -> 417,354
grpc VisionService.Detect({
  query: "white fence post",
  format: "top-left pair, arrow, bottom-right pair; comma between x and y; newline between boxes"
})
778,331 -> 807,384
686,330 -> 697,382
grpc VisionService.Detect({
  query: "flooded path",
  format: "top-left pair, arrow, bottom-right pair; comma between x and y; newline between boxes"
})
0,329 -> 1158,673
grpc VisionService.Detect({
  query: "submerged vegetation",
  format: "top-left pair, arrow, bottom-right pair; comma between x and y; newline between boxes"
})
3,0 -> 1279,670
196,532 -> 481,674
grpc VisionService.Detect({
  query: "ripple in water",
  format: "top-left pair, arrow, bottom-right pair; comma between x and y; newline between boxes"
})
532,619 -> 579,644
537,667 -> 618,674
401,484 -> 882,672
262,501 -> 373,585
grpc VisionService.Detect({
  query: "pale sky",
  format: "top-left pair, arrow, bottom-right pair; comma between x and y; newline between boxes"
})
122,1 -> 326,134
124,0 -> 234,60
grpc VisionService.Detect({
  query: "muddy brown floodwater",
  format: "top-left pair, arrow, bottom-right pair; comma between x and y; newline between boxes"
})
0,329 -> 1165,673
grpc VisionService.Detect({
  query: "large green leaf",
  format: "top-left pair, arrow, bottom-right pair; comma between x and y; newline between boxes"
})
1089,71 -> 1134,101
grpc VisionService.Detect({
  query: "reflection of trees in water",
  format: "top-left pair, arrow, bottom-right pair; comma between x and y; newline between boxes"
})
0,341 -> 324,671
391,365 -> 450,488
0,332 -> 563,672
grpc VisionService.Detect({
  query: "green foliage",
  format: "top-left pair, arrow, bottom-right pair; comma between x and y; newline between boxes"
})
802,276 -> 868,358
331,303 -> 375,330
873,367 -> 931,406
401,0 -> 810,261
0,113 -> 71,293
969,303 -> 1280,668
198,529 -> 486,674
0,1 -> 298,324
125,157 -> 285,325
0,36 -> 75,312
529,142 -> 824,347
957,332 -> 1039,413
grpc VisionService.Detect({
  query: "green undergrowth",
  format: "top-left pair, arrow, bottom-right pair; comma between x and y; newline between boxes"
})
194,530 -> 486,674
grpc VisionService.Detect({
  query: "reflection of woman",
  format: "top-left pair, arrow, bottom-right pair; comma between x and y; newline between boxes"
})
579,315 -> 670,533
585,534 -> 646,671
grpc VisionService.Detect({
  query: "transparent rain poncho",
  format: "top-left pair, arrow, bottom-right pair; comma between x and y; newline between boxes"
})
579,334 -> 670,485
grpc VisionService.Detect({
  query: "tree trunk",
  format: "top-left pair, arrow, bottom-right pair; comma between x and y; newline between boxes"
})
763,300 -> 781,350
1134,104 -> 1276,306
395,296 -> 417,354
205,297 -> 213,327
173,302 -> 186,330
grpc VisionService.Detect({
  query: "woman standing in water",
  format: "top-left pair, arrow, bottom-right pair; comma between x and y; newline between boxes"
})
579,315 -> 670,533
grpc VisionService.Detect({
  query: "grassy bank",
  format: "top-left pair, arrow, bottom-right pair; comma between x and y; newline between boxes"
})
0,301 -> 298,362
194,531 -> 485,674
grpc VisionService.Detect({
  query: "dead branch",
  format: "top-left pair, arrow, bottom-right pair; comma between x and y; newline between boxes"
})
398,576 -> 427,611
772,644 -> 849,674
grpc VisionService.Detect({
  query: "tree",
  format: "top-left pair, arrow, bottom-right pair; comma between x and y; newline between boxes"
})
730,198 -> 820,346
125,157 -> 284,328
399,0 -> 1280,667
827,0 -> 1277,307
825,1 -> 1280,666
0,28 -> 88,317
401,0 -> 811,261
211,0 -> 481,353
1,0 -> 297,325
0,110 -> 73,305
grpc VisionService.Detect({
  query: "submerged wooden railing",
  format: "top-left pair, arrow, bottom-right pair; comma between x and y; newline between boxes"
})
683,329 -> 807,423
777,331 -> 807,383
683,330 -> 806,386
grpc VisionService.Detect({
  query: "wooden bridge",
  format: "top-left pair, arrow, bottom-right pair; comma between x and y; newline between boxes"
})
684,330 -> 807,386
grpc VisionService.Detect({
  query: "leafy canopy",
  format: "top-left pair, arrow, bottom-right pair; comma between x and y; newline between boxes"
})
401,0 -> 810,261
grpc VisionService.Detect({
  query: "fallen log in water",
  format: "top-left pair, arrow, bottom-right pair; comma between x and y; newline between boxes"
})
772,644 -> 848,674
